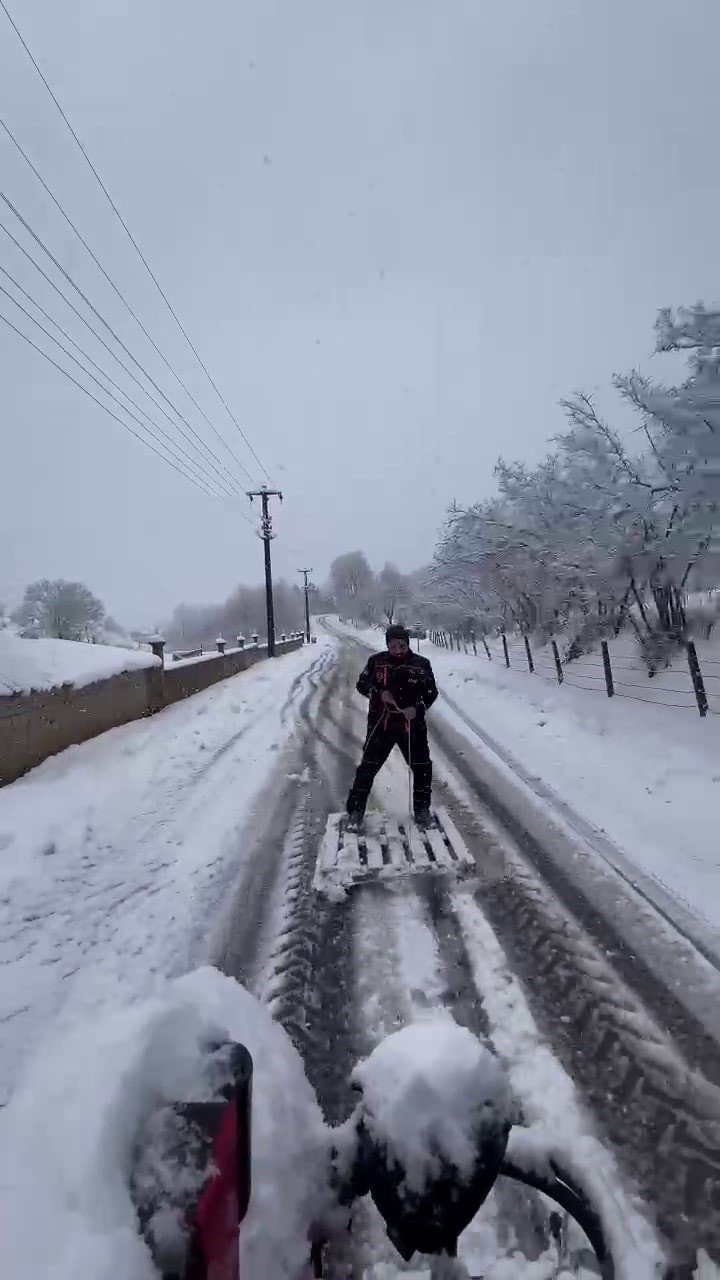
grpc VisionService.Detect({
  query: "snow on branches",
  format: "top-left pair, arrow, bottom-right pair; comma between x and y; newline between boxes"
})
426,304 -> 720,658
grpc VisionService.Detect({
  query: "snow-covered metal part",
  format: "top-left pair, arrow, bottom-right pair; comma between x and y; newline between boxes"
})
314,808 -> 474,894
346,1020 -> 512,1262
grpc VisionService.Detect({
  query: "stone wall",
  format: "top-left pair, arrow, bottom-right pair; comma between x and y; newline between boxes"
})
0,640 -> 302,787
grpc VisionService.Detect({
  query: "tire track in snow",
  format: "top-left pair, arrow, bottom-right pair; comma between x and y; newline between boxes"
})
426,762 -> 720,1272
450,888 -> 664,1279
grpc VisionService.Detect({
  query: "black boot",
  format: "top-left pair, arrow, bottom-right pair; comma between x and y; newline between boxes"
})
344,810 -> 365,834
414,807 -> 432,830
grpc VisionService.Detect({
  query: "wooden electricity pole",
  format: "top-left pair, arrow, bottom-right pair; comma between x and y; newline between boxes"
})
247,486 -> 283,656
297,568 -> 313,643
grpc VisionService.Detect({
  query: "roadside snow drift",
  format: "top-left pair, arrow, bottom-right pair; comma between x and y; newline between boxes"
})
0,631 -> 159,695
0,967 -> 330,1280
0,638 -> 330,1104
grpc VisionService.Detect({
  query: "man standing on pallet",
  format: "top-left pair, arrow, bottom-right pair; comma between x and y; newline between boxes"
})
346,624 -> 439,832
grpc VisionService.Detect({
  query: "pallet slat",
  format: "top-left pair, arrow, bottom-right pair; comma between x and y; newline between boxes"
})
318,815 -> 342,872
425,826 -> 455,868
364,834 -> 385,871
407,825 -> 431,867
339,831 -> 362,874
384,817 -> 409,869
435,806 -> 475,866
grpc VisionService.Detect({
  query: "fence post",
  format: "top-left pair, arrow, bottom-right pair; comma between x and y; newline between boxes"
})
601,641 -> 614,698
523,635 -> 534,673
471,633 -> 477,656
686,641 -> 708,717
551,639 -> 563,684
449,633 -> 454,651
149,635 -> 166,668
502,634 -> 510,668
482,637 -> 492,661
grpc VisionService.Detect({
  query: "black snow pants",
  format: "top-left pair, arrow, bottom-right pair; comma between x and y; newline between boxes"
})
346,713 -> 432,815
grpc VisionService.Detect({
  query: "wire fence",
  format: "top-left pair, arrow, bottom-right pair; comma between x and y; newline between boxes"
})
427,628 -> 720,719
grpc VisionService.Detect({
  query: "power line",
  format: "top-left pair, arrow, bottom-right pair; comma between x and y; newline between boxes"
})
0,306 -> 218,498
0,277 -> 230,498
1,188 -> 258,495
0,0 -> 273,482
0,110 -> 263,488
0,228 -> 257,531
0,260 -> 236,497
0,210 -> 240,496
0,259 -> 215,479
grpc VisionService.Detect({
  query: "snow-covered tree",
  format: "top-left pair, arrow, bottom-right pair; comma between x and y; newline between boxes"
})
376,562 -> 411,625
426,304 -> 720,665
615,303 -> 720,650
12,579 -> 105,641
329,552 -> 374,603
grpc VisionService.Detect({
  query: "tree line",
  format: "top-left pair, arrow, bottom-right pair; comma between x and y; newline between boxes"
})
164,558 -> 426,651
165,580 -> 331,650
425,303 -> 720,663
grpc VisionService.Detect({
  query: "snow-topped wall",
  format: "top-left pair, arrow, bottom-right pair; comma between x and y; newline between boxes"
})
0,637 -> 302,786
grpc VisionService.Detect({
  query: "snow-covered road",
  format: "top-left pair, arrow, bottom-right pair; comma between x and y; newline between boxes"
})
1,623 -> 720,1276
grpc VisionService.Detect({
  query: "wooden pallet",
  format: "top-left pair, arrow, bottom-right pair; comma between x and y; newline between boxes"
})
314,807 -> 475,892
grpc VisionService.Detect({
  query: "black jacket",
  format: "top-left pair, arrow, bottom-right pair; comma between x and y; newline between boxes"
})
356,650 -> 439,721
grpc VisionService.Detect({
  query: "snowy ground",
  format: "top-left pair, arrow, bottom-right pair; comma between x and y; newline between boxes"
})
332,620 -> 720,937
0,630 -> 159,694
430,645 -> 720,936
0,639 -> 331,1105
0,621 -> 716,1277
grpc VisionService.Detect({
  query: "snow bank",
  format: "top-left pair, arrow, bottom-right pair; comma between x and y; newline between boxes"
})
352,1015 -> 511,1195
0,631 -> 159,695
0,967 -> 330,1280
423,643 -> 720,934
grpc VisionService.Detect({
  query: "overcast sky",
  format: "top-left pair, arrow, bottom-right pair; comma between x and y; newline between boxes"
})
2,0 -> 719,626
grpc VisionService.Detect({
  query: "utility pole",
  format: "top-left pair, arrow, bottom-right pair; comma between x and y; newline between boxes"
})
297,568 -> 314,643
247,485 -> 283,656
